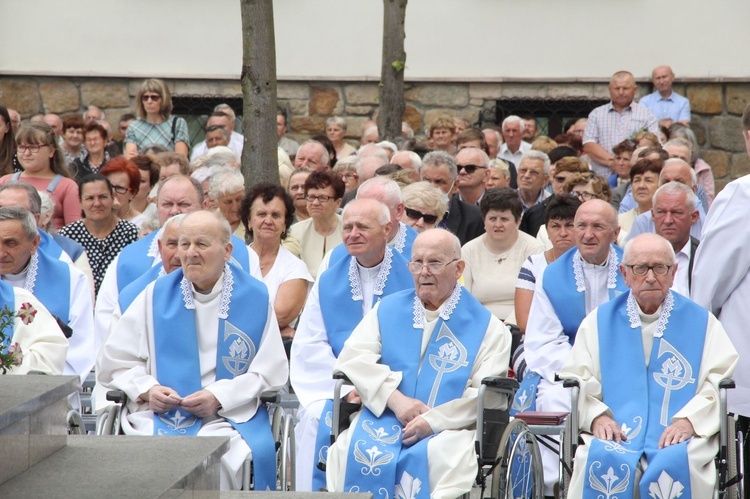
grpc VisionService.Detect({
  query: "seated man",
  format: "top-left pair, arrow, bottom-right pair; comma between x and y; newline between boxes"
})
291,198 -> 414,491
325,229 -> 511,498
97,211 -> 288,490
561,233 -> 738,497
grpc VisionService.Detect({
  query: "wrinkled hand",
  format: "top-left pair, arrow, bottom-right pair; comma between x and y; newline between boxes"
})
592,414 -> 627,443
387,390 -> 429,427
402,416 -> 433,447
344,389 -> 361,405
145,385 -> 182,414
180,389 -> 221,418
659,418 -> 695,449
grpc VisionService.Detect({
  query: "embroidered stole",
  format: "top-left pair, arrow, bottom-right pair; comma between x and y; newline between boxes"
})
24,251 -> 71,324
150,265 -> 276,490
313,248 -> 414,490
0,281 -> 14,352
38,229 -> 63,260
342,286 -> 489,499
582,291 -> 706,498
542,245 -> 626,344
119,263 -> 165,313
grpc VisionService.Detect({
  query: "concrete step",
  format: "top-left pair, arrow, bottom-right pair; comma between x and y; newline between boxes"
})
222,493 -> 372,498
0,435 -> 229,499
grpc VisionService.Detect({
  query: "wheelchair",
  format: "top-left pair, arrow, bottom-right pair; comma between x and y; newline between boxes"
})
98,389 -> 297,491
555,377 -> 742,499
329,372 -> 545,498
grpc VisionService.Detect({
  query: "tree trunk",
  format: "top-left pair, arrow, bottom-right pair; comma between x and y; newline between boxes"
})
240,0 -> 279,185
378,0 -> 407,142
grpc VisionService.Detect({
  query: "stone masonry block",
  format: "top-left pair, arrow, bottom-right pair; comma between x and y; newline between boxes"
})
308,86 -> 340,116
80,81 -> 130,108
405,84 -> 468,107
731,153 -> 750,179
344,84 -> 380,105
277,82 -> 310,100
39,80 -> 79,114
700,150 -> 729,179
726,84 -> 750,116
708,116 -> 745,152
0,78 -> 41,115
687,84 -> 723,115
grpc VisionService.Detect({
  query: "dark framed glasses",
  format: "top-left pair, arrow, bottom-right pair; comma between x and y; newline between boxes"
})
457,164 -> 487,175
141,94 -> 161,102
405,207 -> 439,224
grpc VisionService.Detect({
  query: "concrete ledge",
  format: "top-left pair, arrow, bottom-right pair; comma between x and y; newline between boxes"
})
0,375 -> 79,431
222,493 -> 373,498
0,436 -> 229,499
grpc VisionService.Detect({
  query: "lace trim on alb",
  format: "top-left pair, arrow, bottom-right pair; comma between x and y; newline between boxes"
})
626,290 -> 674,339
412,281 -> 462,328
607,246 -> 620,290
572,246 -> 619,292
392,222 -> 407,254
373,247 -> 393,296
147,229 -> 162,258
23,253 -> 39,294
181,263 -> 233,319
348,257 -> 362,301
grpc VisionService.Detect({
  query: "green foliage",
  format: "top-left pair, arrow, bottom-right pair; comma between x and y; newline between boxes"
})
391,60 -> 406,72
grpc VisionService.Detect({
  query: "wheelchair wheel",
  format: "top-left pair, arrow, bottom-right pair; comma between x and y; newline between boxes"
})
559,416 -> 575,499
491,418 -> 544,499
721,415 -> 742,499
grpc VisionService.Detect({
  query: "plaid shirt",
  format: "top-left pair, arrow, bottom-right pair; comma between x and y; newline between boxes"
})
124,116 -> 190,153
583,101 -> 658,177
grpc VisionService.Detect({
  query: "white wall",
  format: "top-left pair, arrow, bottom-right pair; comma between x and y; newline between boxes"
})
2,0 -> 749,80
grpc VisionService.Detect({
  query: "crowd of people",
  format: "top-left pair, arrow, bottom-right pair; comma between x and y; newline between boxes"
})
0,66 -> 746,498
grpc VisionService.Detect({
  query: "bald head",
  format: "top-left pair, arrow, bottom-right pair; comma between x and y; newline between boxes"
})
574,199 -> 620,265
660,159 -> 696,189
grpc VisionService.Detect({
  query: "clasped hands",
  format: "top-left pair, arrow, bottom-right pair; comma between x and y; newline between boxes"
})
387,390 -> 434,447
143,385 -> 220,418
592,414 -> 695,449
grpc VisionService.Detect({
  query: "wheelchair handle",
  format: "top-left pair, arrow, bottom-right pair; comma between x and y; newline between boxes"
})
106,390 -> 127,403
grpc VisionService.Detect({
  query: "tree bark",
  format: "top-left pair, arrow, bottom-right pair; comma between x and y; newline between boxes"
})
240,0 -> 279,185
378,0 -> 407,142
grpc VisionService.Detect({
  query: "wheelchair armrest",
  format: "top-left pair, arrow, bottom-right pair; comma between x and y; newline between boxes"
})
260,391 -> 280,405
106,390 -> 127,404
332,371 -> 352,384
562,379 -> 580,389
719,379 -> 735,390
481,376 -> 519,392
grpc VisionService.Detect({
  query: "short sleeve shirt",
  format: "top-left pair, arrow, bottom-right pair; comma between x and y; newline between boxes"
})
125,116 -> 190,153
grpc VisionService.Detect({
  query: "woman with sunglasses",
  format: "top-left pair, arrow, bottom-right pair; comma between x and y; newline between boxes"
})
1,122 -> 82,230
400,181 -> 447,232
124,79 -> 189,159
462,187 -> 544,324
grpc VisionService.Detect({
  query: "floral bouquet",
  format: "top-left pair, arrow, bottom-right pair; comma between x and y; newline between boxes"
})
0,302 -> 37,374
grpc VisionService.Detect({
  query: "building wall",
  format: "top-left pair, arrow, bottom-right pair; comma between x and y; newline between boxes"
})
1,76 -> 748,191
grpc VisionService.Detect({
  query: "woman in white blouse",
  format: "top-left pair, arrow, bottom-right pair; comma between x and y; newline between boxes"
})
462,187 -> 544,324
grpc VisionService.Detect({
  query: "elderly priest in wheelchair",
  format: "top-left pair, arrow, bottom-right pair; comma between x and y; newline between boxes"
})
97,211 -> 288,490
325,228 -> 512,498
560,233 -> 738,498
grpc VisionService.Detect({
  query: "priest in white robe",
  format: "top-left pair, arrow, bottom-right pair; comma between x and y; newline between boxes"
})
523,199 -> 627,494
290,198 -> 414,491
561,233 -> 738,498
97,211 -> 288,490
0,207 -> 94,400
325,229 -> 511,499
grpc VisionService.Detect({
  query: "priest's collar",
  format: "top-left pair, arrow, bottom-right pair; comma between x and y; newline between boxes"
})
572,246 -> 619,293
5,252 -> 37,293
626,290 -> 673,339
412,281 -> 462,329
348,246 -> 393,301
181,263 -> 233,319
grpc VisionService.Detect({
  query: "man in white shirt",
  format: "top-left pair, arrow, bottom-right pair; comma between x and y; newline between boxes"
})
190,111 -> 244,160
498,115 -> 530,188
639,65 -> 691,125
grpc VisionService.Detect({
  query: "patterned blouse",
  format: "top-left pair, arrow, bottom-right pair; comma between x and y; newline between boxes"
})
59,219 -> 139,295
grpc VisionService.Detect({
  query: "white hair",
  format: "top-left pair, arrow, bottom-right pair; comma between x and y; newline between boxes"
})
502,115 -> 525,130
653,181 -> 697,212
190,166 -> 212,183
160,213 -> 188,239
213,103 -> 236,122
208,166 -> 244,200
622,233 -> 676,265
357,176 -> 402,208
520,149 -> 552,174
401,122 -> 415,139
392,151 -> 422,171
342,198 -> 391,226
37,190 -> 55,220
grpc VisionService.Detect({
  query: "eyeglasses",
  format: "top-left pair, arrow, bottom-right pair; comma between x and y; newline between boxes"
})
405,207 -> 439,225
624,264 -> 673,276
111,185 -> 129,195
518,168 -> 542,177
17,144 -> 46,154
141,94 -> 161,102
306,194 -> 333,203
457,164 -> 487,175
86,136 -> 102,143
407,259 -> 458,274
570,190 -> 596,201
339,173 -> 358,180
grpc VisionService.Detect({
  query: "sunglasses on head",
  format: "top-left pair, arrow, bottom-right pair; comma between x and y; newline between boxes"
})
457,164 -> 487,175
405,207 -> 439,224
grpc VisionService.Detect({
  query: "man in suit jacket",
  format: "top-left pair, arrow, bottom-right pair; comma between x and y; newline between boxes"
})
420,151 -> 484,245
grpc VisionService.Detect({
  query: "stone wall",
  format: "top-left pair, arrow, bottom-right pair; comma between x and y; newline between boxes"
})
1,76 -> 748,191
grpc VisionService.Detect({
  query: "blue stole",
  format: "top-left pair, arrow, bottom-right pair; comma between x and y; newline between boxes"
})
342,287 -> 489,498
328,222 -> 417,268
542,245 -> 627,344
313,247 -> 414,490
24,251 -> 71,324
119,263 -> 164,313
116,232 -> 250,294
38,229 -> 63,260
51,233 -> 85,262
0,280 -> 14,352
582,292 -> 706,499
150,265 -> 276,490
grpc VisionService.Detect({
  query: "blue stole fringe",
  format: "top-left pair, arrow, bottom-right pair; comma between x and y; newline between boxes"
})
150,266 -> 276,490
312,249 -> 414,490
119,264 -> 164,313
0,281 -> 14,352
28,251 -> 71,324
582,291 -> 706,498
342,288 -> 489,498
542,245 -> 627,344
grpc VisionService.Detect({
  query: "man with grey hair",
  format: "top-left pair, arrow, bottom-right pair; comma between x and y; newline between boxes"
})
277,109 -> 299,159
290,198 -> 414,491
98,210 -> 288,491
420,150 -> 484,245
517,150 -> 551,212
43,113 -> 63,139
294,140 -> 330,171
498,115 -> 530,188
391,150 -> 421,182
482,128 -> 502,160
401,121 -> 415,139
455,147 -> 490,206
0,206 -> 91,384
583,70 -> 659,177
627,158 -> 704,241
640,65 -> 691,125
190,111 -> 244,160
651,182 -> 699,296
325,228 -> 511,497
339,145 -> 390,207
83,105 -> 105,123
